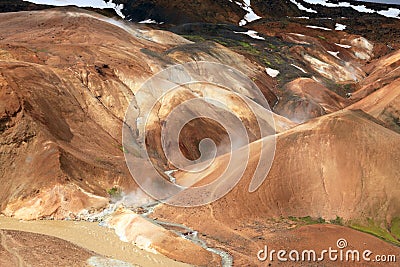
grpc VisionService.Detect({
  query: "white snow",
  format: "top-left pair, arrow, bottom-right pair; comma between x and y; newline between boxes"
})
378,8 -> 400,19
327,51 -> 340,59
335,23 -> 347,31
306,25 -> 332,31
265,67 -> 280,78
235,0 -> 262,26
335,43 -> 351,49
290,0 -> 317,13
113,3 -> 125,19
301,0 -> 400,19
302,0 -> 350,7
23,0 -> 125,18
351,5 -> 375,13
291,64 -> 307,73
289,33 -> 306,37
138,19 -> 164,24
234,30 -> 265,40
286,33 -> 310,44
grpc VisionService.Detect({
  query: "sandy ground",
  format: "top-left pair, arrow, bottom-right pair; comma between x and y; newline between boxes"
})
0,215 -> 190,267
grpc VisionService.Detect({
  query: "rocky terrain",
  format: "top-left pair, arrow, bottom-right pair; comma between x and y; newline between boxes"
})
0,1 -> 399,266
0,229 -> 98,267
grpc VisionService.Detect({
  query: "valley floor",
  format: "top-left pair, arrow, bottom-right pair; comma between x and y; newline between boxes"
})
0,215 -> 190,267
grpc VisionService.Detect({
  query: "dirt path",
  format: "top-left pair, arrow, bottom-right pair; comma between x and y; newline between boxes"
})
0,216 -> 190,267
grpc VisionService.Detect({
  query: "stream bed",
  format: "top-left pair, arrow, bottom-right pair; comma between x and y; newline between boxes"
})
139,201 -> 233,267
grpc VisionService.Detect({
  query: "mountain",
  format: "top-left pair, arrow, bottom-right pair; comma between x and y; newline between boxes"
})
0,8 -> 285,220
0,2 -> 400,266
150,108 -> 400,265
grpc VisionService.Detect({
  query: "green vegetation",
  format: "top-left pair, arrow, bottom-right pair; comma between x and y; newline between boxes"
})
350,218 -> 400,245
236,41 -> 260,55
280,20 -> 289,28
118,145 -> 128,153
317,35 -> 326,40
288,216 -> 326,225
212,38 -> 228,46
238,41 -> 251,48
181,35 -> 261,56
107,186 -> 122,199
338,83 -> 354,95
320,78 -> 355,98
261,58 -> 272,66
177,32 -> 295,86
330,216 -> 344,225
390,217 -> 400,241
274,57 -> 284,65
181,35 -> 206,42
287,216 -> 400,246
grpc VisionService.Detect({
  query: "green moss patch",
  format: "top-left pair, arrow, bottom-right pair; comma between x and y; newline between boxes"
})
350,218 -> 400,246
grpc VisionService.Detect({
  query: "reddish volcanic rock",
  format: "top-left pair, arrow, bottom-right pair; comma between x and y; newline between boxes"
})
352,49 -> 400,101
152,110 -> 400,264
0,4 -> 400,267
275,78 -> 349,123
0,9 -> 283,220
348,77 -> 400,134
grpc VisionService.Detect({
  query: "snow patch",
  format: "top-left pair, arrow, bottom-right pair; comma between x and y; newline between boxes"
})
301,0 -> 400,19
236,0 -> 262,26
335,43 -> 351,49
302,0 -> 358,8
327,51 -> 340,59
286,33 -> 310,44
113,3 -> 125,19
234,30 -> 265,40
335,23 -> 347,31
23,0 -> 125,18
265,68 -> 280,78
378,8 -> 400,19
291,64 -> 307,73
289,33 -> 306,37
351,4 -> 375,13
290,0 -> 317,13
138,19 -> 164,24
306,25 -> 332,31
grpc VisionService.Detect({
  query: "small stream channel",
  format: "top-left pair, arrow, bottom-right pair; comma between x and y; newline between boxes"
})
138,201 -> 233,267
